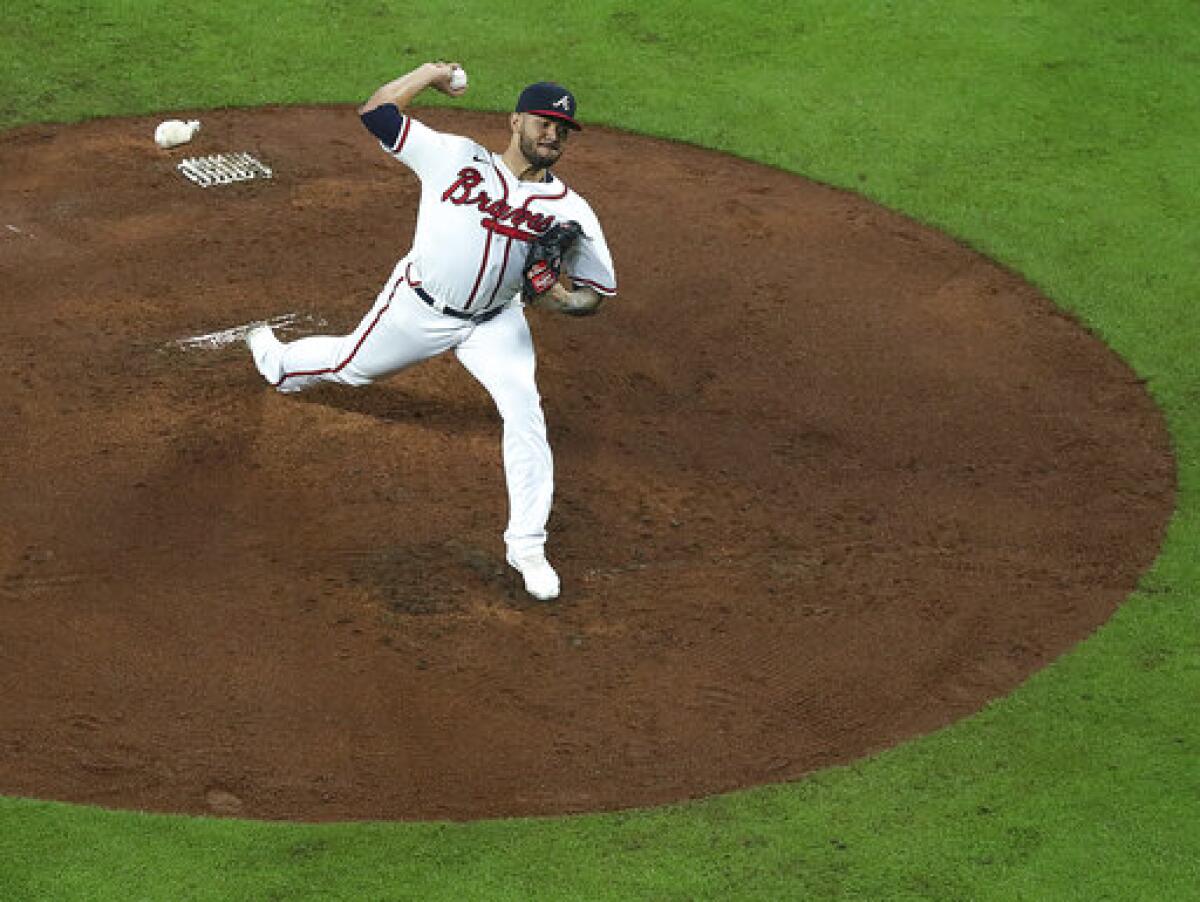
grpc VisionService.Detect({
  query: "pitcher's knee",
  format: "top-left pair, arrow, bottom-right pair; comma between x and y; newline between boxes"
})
498,401 -> 546,434
336,365 -> 376,388
276,366 -> 374,393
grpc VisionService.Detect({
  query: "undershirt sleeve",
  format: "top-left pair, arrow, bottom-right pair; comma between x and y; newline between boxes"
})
360,103 -> 405,149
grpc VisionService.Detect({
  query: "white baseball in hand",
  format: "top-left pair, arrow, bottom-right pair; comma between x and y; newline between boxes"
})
449,66 -> 468,91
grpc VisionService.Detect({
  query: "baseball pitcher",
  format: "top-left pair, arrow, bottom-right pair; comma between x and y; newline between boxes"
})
246,62 -> 617,601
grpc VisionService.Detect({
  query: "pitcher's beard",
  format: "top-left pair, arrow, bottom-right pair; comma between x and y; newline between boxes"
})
520,133 -> 562,170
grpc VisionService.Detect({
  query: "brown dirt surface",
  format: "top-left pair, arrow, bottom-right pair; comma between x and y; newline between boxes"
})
0,106 -> 1175,822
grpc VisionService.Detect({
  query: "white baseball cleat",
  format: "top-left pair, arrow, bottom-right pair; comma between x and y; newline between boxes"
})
245,323 -> 282,384
507,550 -> 561,601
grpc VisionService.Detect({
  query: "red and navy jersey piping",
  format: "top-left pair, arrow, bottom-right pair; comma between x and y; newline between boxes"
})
571,274 -> 617,295
391,115 -> 413,154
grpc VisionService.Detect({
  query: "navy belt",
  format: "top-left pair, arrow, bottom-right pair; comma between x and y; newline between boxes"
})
413,284 -> 507,324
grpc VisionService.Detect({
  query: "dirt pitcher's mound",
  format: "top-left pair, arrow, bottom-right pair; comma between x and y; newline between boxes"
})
0,107 -> 1174,822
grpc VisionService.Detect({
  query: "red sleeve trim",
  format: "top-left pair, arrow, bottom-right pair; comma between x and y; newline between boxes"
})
392,115 -> 413,154
571,275 -> 617,296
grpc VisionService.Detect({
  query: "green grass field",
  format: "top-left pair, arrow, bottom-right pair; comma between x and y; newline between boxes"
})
3,1 -> 1199,899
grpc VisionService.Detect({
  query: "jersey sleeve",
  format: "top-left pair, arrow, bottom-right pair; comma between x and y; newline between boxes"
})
566,203 -> 618,296
360,105 -> 464,180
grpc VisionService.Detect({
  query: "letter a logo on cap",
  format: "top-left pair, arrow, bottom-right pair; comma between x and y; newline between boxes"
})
552,94 -> 571,111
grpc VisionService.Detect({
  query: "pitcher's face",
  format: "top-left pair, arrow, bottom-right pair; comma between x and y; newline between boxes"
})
513,113 -> 571,169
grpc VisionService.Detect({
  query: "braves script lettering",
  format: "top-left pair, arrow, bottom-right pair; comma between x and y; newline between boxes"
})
441,167 -> 555,240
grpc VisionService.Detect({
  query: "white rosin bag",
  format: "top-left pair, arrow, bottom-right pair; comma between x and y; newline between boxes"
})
154,119 -> 201,149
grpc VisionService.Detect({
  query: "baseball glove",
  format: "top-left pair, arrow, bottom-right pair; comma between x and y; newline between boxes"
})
521,220 -> 584,300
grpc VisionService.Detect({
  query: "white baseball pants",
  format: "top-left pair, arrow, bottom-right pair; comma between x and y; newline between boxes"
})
250,284 -> 553,558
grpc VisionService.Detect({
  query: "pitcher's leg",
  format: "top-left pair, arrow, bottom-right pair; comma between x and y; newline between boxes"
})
251,289 -> 461,393
455,307 -> 554,558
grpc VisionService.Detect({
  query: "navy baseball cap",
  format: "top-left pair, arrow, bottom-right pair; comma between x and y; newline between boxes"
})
515,82 -> 581,130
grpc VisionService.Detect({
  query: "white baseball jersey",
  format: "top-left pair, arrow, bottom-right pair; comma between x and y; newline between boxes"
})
377,115 -> 617,313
